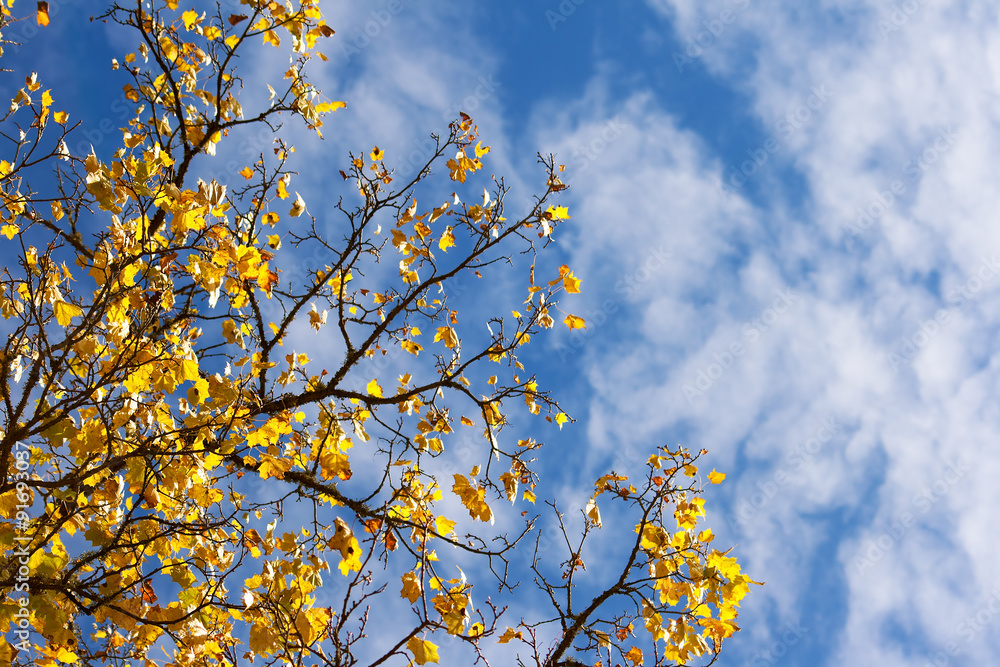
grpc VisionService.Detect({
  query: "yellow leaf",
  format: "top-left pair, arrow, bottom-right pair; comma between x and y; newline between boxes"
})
400,571 -> 422,603
497,627 -> 523,644
239,166 -> 253,179
54,647 -> 78,663
452,474 -> 493,523
522,489 -> 536,503
499,472 -> 518,502
188,378 -> 210,405
53,300 -> 83,326
370,146 -> 384,161
53,110 -> 68,124
1,223 -> 19,239
36,1 -> 50,26
177,358 -> 199,382
585,497 -> 601,528
289,191 -> 307,217
294,610 -> 316,645
434,326 -> 458,349
624,646 -> 643,666
328,517 -> 363,574
181,9 -> 199,30
276,179 -> 289,199
366,378 -> 383,398
438,227 -> 456,252
316,101 -> 347,113
435,515 -> 456,536
708,470 -> 726,484
545,205 -> 570,220
554,412 -> 570,429
406,637 -> 439,665
564,314 -> 585,329
51,200 -> 64,220
560,266 -> 581,293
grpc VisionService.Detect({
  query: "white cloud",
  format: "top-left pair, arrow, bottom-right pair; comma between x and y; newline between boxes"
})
592,0 -> 1000,662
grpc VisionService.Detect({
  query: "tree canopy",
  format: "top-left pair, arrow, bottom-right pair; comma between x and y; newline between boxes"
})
0,2 -> 757,666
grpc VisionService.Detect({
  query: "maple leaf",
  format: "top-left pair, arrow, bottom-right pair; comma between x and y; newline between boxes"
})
407,637 -> 439,665
181,10 -> 199,30
434,326 -> 459,349
560,265 -> 581,293
289,191 -> 307,217
585,497 -> 602,528
624,646 -> 643,666
497,627 -> 524,644
53,301 -> 83,326
401,571 -> 422,603
316,100 -> 347,113
328,518 -> 363,574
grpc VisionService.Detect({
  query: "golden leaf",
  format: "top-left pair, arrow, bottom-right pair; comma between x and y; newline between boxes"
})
406,637 -> 439,665
181,10 -> 199,30
53,301 -> 82,326
434,326 -> 458,349
400,571 -> 422,604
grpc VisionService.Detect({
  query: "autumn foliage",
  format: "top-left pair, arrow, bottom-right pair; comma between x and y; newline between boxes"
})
0,2 -> 757,666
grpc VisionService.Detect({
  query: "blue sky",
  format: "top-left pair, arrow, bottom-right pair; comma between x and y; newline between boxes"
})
9,0 -> 1000,665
